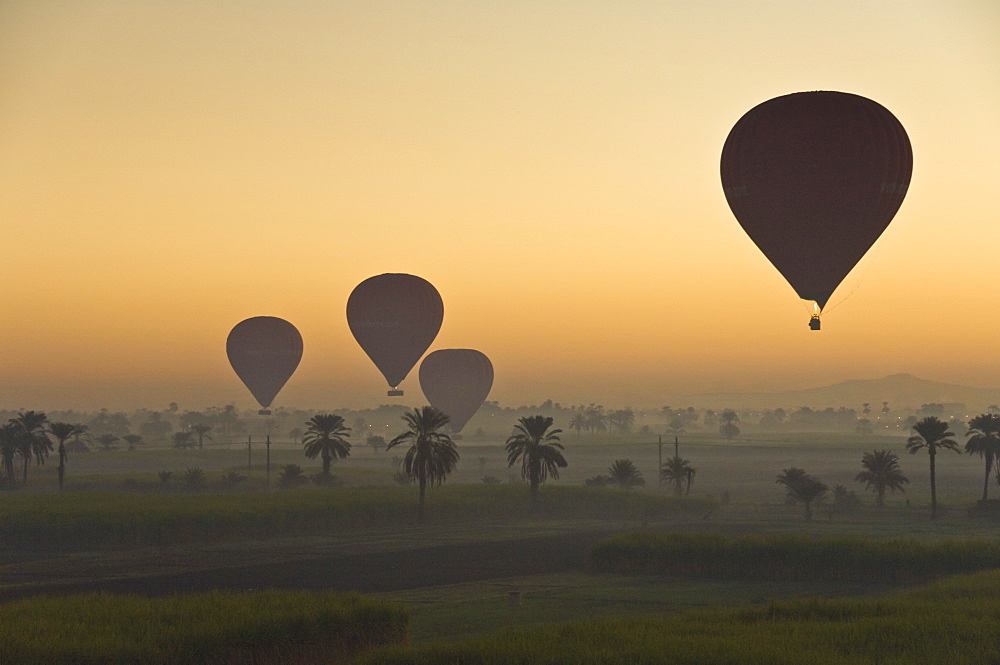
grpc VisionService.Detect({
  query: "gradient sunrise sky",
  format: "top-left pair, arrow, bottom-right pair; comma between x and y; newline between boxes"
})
2,1 -> 998,411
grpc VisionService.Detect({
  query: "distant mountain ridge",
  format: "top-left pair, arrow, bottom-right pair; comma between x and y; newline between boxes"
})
681,373 -> 1000,412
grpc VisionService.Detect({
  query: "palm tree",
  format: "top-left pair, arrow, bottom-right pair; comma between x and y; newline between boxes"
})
0,423 -> 19,485
906,416 -> 960,519
965,413 -> 1000,501
664,418 -> 686,439
718,409 -> 740,440
47,422 -> 80,491
568,412 -> 587,437
122,434 -> 143,451
855,449 -> 908,507
660,456 -> 695,496
775,467 -> 828,521
505,415 -> 567,504
191,424 -> 213,449
367,435 -> 386,454
387,406 -> 459,520
10,411 -> 50,483
302,414 -> 352,476
607,459 -> 644,489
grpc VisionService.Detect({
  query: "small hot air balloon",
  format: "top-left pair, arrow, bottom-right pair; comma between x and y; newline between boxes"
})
720,91 -> 912,329
347,273 -> 443,396
227,316 -> 303,415
419,349 -> 494,434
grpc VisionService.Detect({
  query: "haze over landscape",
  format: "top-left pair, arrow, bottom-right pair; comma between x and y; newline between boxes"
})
2,1 -> 998,413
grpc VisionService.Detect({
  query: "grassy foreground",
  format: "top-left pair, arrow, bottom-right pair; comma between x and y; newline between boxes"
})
587,531 -> 1000,582
359,568 -> 1000,665
0,485 -> 715,551
0,589 -> 406,665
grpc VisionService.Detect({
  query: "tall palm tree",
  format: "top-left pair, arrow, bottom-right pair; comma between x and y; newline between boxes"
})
775,467 -> 827,521
302,414 -> 352,476
10,411 -> 50,483
718,409 -> 740,440
0,423 -> 19,485
607,459 -> 644,489
906,416 -> 960,519
47,422 -> 80,491
660,456 -> 695,496
855,449 -> 908,507
505,415 -> 567,503
568,412 -> 587,437
387,406 -> 459,520
191,424 -> 213,449
965,413 -> 1000,501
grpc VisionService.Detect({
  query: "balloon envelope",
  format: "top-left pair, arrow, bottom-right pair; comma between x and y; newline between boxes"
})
720,91 -> 912,311
419,349 -> 494,433
226,316 -> 303,408
347,273 -> 444,393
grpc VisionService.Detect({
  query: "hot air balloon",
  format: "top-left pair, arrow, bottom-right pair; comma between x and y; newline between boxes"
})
347,273 -> 443,396
226,316 -> 303,415
720,91 -> 912,329
419,349 -> 494,434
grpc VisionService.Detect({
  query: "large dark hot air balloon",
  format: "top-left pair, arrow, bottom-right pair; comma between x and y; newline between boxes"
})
347,273 -> 443,396
419,349 -> 494,434
227,316 -> 303,414
720,91 -> 912,329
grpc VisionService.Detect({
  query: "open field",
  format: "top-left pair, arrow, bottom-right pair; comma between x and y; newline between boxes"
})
360,569 -> 1000,665
3,429 -> 1000,662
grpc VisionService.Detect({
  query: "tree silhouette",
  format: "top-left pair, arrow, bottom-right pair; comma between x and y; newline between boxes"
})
964,413 -> 1000,501
775,467 -> 827,521
97,433 -> 120,451
387,406 -> 459,520
568,412 -> 587,437
47,422 -> 80,491
719,409 -> 741,440
367,435 -> 386,454
191,424 -> 213,449
0,423 -> 19,486
906,416 -> 960,519
505,415 -> 567,504
171,431 -> 195,449
302,414 -> 352,477
122,434 -> 143,451
10,411 -> 50,483
607,459 -> 644,489
855,449 -> 908,507
660,456 -> 695,496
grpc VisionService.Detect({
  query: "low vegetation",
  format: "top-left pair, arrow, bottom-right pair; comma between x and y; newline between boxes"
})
0,589 -> 406,665
358,569 -> 1000,664
586,531 -> 1000,583
0,485 -> 715,551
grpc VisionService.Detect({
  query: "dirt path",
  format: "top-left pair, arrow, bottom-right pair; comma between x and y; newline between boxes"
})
0,527 -> 622,602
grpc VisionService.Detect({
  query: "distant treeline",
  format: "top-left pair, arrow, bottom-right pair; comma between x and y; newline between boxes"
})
1,399 -> 979,445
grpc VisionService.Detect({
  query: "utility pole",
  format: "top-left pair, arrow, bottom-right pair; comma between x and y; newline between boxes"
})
266,434 -> 271,488
674,435 -> 679,458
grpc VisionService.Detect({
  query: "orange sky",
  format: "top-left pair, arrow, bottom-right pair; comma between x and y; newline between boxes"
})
2,1 -> 999,411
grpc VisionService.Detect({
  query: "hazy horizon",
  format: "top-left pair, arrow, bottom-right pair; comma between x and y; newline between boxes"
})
2,1 -> 998,413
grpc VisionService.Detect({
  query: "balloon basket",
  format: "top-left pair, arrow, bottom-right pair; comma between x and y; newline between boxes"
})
808,316 -> 821,331
387,390 -> 404,397
258,409 -> 272,415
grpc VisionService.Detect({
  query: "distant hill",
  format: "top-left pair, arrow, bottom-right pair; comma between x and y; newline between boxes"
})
681,373 -> 1000,412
